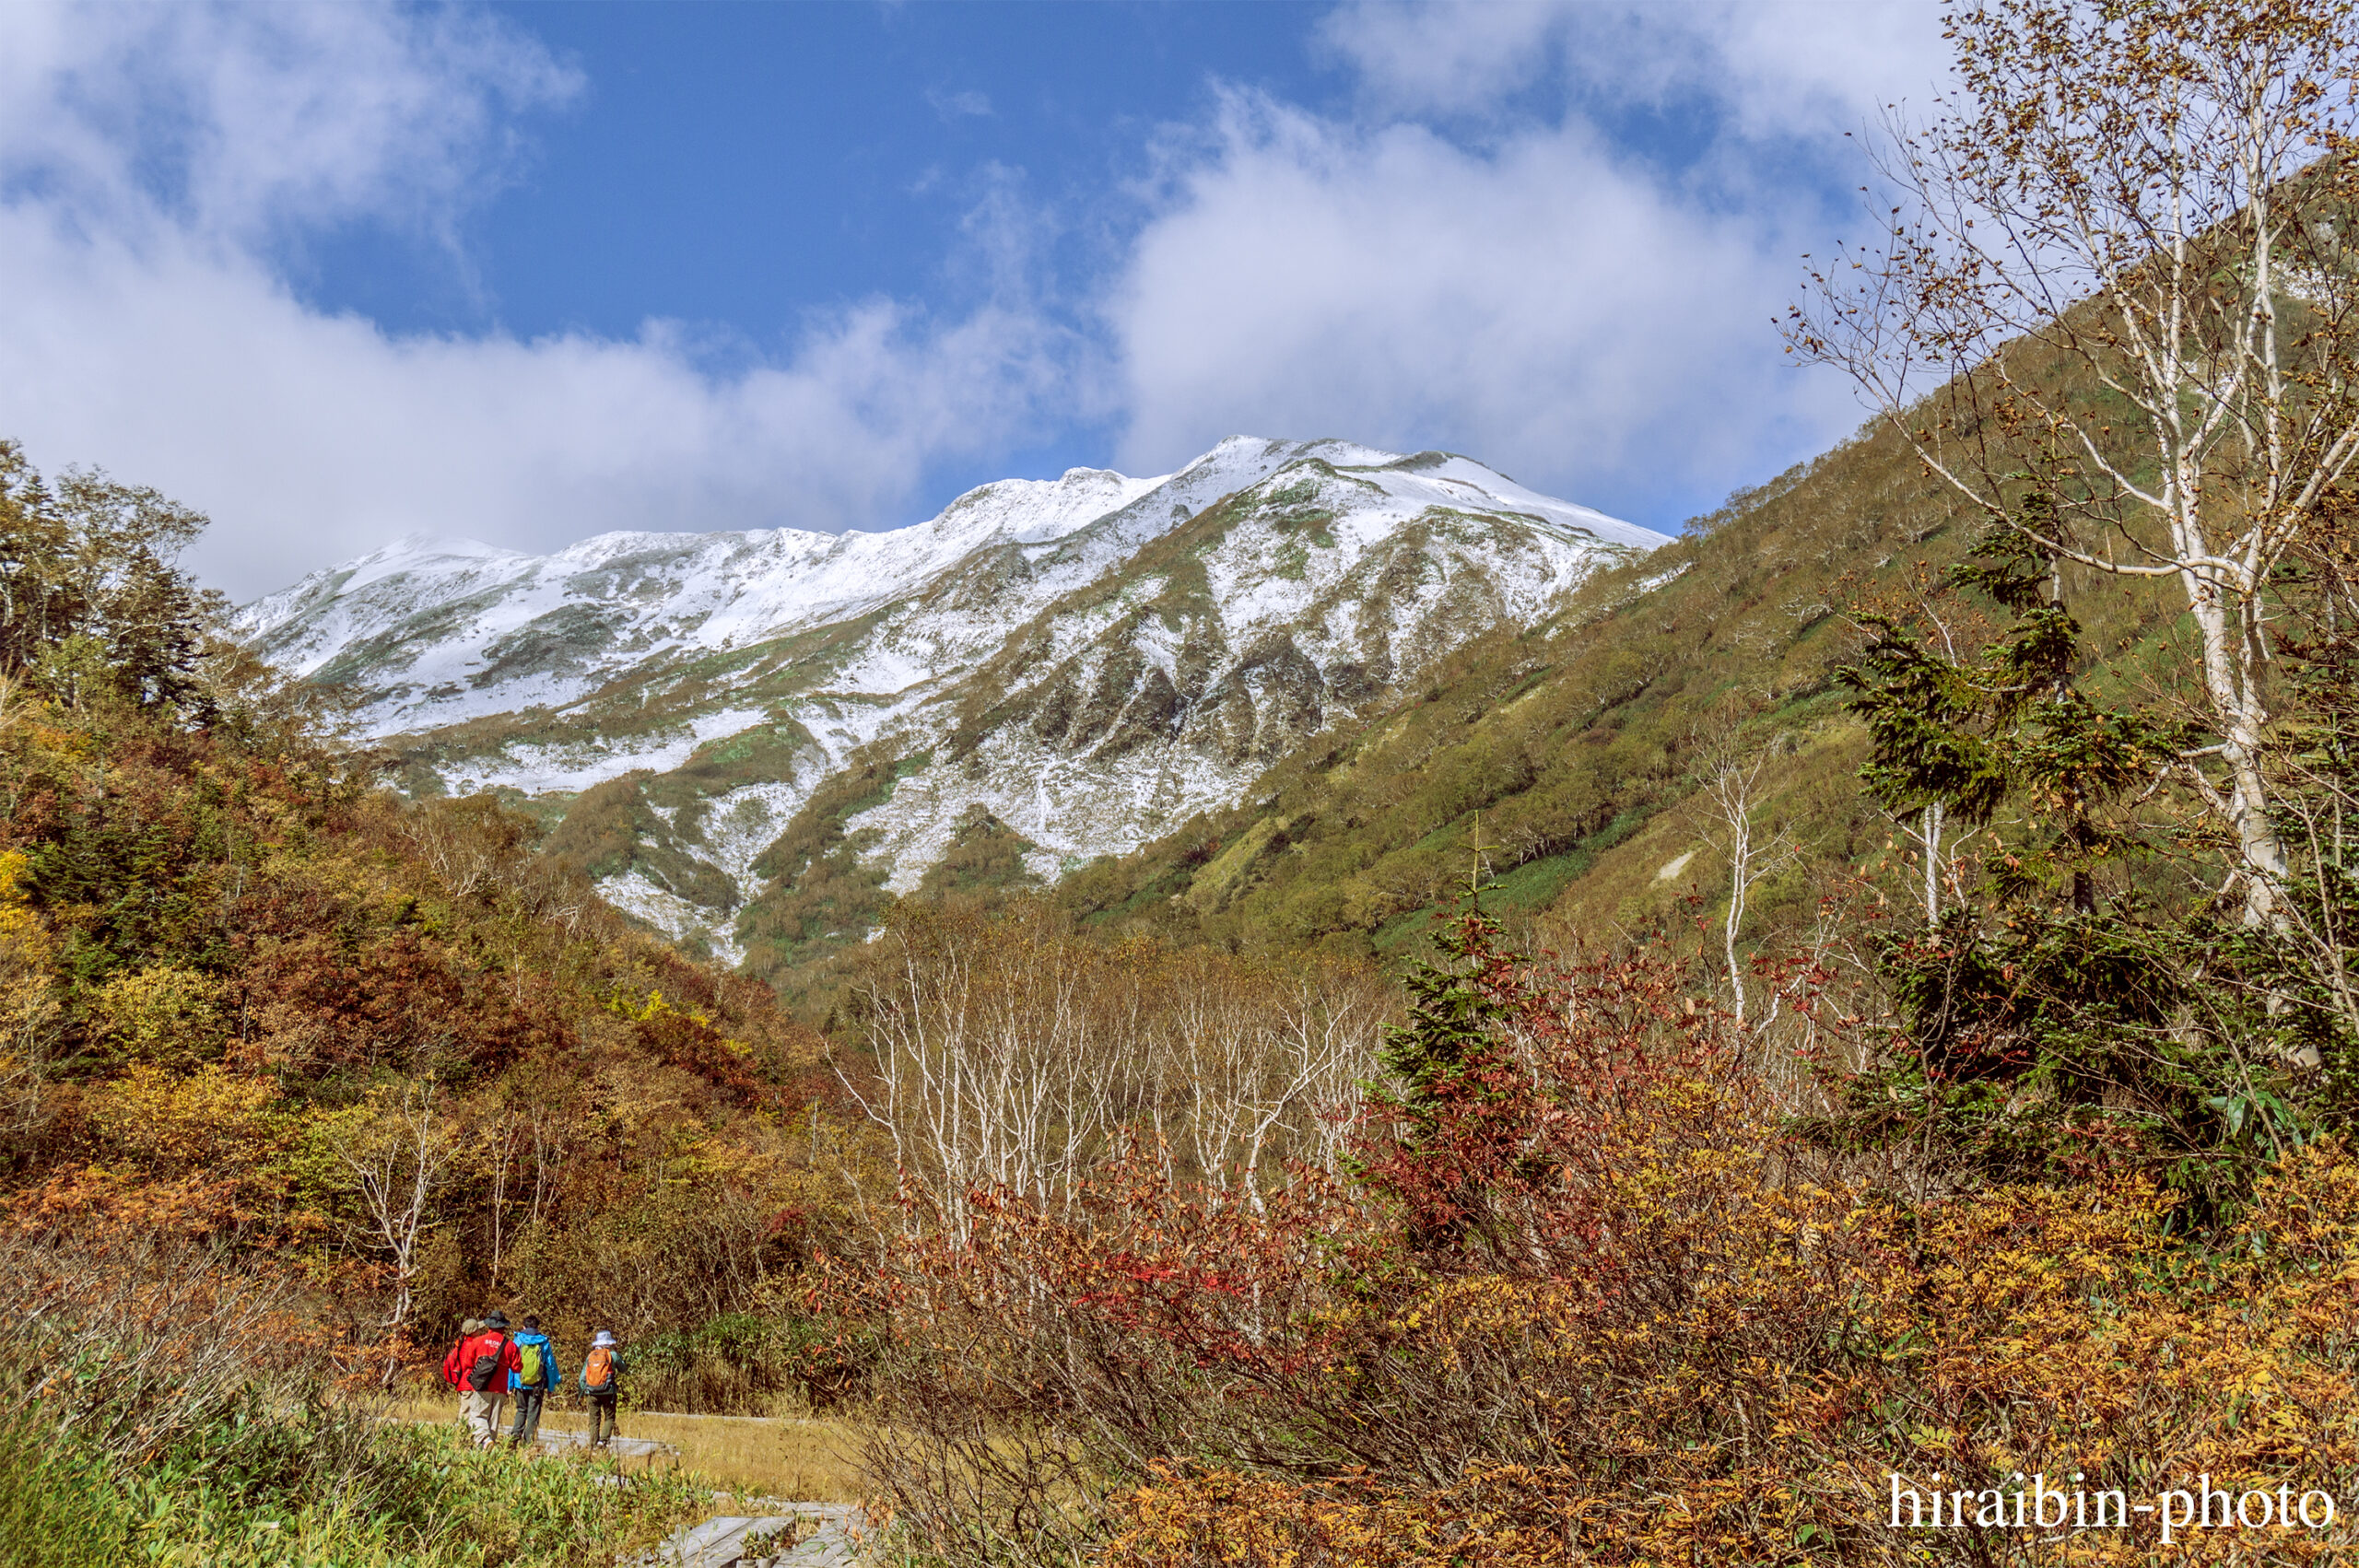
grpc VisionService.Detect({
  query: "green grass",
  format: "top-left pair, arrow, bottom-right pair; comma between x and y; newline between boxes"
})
1484,847 -> 1596,912
1370,904 -> 1442,954
0,1401 -> 709,1568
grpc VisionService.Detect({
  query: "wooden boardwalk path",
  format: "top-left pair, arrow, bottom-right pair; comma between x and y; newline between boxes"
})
645,1504 -> 868,1566
529,1426 -> 676,1459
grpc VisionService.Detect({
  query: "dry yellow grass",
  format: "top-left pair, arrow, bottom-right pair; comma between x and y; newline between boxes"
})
388,1391 -> 870,1503
541,1408 -> 868,1502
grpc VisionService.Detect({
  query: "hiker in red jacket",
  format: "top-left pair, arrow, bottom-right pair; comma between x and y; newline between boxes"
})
440,1310 -> 522,1446
440,1318 -> 483,1432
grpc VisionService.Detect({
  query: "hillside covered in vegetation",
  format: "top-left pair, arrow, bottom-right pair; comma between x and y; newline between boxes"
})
1047,412 -> 2169,970
0,436 -> 851,1346
0,439 -> 861,1561
15,4 -> 2359,1564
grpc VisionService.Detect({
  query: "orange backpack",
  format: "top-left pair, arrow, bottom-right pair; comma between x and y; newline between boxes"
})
583,1345 -> 616,1393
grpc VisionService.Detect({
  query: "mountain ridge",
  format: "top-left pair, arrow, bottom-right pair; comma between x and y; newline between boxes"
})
236,435 -> 1667,969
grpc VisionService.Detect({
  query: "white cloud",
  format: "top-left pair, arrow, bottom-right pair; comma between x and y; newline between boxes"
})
0,4 -> 1070,600
1313,0 -> 1563,116
1107,93 -> 1859,521
0,205 -> 1071,595
1108,3 -> 1952,524
1320,1 -> 1950,138
0,0 -> 1954,603
928,87 -> 994,122
0,4 -> 578,247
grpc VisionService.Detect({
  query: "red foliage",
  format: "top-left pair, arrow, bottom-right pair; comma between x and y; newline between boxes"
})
636,1007 -> 763,1106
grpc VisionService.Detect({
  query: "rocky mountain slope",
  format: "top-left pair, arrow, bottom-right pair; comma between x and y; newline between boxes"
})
1046,418 -> 2199,975
238,437 -> 1666,969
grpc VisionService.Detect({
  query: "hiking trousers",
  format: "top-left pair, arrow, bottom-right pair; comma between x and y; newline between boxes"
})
509,1388 -> 546,1445
461,1389 -> 507,1445
588,1392 -> 619,1448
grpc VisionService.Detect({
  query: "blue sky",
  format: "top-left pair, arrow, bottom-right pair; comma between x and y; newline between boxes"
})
371,6 -> 1335,339
318,3 -> 1345,494
0,2 -> 1949,597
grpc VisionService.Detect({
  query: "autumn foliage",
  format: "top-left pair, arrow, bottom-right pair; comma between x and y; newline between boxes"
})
829,907 -> 2359,1565
22,6 -> 2359,1535
0,533 -> 859,1384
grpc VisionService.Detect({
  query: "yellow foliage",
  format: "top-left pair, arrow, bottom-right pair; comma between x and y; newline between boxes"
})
0,849 -> 58,1123
87,964 -> 231,1068
9,1064 -> 292,1239
1109,1463 -> 1597,1568
88,1060 -> 280,1176
604,984 -> 753,1057
1104,1129 -> 2359,1564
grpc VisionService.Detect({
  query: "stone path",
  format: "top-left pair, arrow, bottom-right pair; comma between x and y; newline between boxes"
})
648,1504 -> 868,1567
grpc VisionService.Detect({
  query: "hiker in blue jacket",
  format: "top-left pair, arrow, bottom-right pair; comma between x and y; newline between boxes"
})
506,1315 -> 560,1446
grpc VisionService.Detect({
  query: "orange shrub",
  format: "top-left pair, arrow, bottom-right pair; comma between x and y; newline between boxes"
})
852,930 -> 2359,1565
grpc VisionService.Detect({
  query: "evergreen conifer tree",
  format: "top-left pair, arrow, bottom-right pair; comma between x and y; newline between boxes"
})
1375,855 -> 1515,1140
1826,510 -> 2280,1194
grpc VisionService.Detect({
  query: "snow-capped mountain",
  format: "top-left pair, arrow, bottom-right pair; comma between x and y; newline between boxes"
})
238,437 -> 1668,969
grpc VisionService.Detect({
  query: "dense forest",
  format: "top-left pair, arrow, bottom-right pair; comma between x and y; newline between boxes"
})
12,3 -> 2359,1564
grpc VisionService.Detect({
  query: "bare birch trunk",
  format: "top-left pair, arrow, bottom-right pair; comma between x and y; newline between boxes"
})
1787,0 -> 2359,926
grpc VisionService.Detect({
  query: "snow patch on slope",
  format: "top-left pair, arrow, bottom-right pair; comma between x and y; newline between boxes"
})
600,870 -> 743,965
701,779 -> 820,890
445,707 -> 770,796
861,727 -> 1258,895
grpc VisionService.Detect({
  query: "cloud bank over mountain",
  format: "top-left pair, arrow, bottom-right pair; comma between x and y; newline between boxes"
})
0,1 -> 1948,600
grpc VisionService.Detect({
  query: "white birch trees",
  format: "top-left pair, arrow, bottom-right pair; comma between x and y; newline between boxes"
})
842,906 -> 1388,1236
1687,738 -> 1802,1024
1788,0 -> 2359,925
324,1082 -> 457,1386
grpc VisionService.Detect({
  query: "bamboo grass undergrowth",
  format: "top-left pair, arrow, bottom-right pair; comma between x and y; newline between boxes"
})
0,1401 -> 709,1568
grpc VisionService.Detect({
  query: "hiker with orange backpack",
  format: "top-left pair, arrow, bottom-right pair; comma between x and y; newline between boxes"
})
440,1310 -> 521,1446
507,1316 -> 560,1446
581,1330 -> 626,1450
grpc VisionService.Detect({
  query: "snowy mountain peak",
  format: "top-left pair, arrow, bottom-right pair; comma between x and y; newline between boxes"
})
907,463 -> 1164,548
237,437 -> 1669,973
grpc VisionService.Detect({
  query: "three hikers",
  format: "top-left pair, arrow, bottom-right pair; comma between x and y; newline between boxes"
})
440,1315 -> 625,1450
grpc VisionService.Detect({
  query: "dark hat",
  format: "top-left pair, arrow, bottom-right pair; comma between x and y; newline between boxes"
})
483,1310 -> 510,1328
